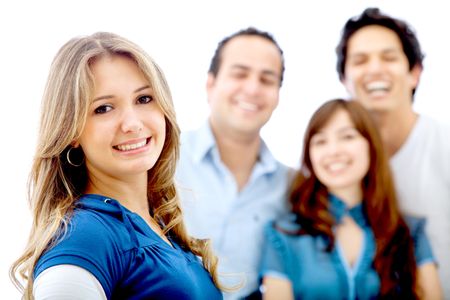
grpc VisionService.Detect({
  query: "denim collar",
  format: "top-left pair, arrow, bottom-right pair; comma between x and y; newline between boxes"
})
328,194 -> 368,227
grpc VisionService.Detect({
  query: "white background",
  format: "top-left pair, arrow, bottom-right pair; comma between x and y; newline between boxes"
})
1,0 -> 449,297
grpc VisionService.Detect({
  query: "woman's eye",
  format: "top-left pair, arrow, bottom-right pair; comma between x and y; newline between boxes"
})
343,134 -> 355,140
137,95 -> 153,104
311,138 -> 326,146
94,105 -> 112,114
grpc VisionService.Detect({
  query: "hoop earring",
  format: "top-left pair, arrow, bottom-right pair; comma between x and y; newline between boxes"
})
66,147 -> 84,167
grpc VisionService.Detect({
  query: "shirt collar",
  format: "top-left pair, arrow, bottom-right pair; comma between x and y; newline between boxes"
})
190,121 -> 217,164
329,194 -> 368,227
191,121 -> 278,174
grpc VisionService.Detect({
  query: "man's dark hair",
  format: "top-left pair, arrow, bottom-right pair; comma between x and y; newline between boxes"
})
208,27 -> 285,86
336,7 -> 424,95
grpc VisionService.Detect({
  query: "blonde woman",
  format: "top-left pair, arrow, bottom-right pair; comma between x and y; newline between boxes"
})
11,32 -> 223,299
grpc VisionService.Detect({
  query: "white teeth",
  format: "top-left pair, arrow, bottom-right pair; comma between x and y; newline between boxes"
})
116,140 -> 147,151
366,81 -> 389,92
237,101 -> 258,112
327,162 -> 347,172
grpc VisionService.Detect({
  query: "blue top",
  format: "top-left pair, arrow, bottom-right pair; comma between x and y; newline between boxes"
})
259,195 -> 435,300
176,122 -> 291,299
34,194 -> 222,300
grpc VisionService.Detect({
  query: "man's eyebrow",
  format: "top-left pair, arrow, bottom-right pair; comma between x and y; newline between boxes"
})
349,47 -> 401,57
230,64 -> 279,78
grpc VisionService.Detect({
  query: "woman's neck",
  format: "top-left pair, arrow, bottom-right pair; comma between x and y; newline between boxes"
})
85,172 -> 149,213
330,185 -> 363,208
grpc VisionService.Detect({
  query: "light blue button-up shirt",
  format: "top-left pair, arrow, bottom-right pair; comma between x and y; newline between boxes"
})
176,122 -> 291,299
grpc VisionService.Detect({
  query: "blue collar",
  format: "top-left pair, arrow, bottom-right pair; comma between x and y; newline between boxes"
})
328,194 -> 368,227
189,121 -> 216,163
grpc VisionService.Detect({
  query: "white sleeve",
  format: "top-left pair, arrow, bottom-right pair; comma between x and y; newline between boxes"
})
33,264 -> 107,300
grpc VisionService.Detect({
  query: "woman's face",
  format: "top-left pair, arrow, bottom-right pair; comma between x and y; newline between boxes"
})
309,108 -> 370,198
77,54 -> 166,181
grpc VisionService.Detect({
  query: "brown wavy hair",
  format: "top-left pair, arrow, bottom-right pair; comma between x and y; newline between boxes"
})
10,32 -> 221,299
289,99 -> 418,298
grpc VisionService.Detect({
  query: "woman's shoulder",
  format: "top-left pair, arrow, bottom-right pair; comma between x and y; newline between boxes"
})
262,214 -> 324,263
265,213 -> 303,240
402,215 -> 436,265
34,204 -> 133,295
40,199 -> 135,262
403,215 -> 426,236
66,207 -> 124,243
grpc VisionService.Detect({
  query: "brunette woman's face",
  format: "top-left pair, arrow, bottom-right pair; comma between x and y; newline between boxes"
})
309,109 -> 370,197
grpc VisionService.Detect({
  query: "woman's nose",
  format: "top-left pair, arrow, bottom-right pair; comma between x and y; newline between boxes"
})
120,108 -> 143,133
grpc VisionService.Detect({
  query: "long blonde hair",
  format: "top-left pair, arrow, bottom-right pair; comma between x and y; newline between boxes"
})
11,32 -> 220,298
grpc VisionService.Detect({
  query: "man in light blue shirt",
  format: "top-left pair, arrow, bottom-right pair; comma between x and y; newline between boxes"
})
176,27 -> 290,299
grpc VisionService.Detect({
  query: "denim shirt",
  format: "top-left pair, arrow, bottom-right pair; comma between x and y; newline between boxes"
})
259,195 -> 435,300
176,122 -> 290,299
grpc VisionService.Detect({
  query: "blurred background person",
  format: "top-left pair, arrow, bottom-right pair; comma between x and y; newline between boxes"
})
336,8 -> 450,296
259,99 -> 442,299
176,27 -> 291,299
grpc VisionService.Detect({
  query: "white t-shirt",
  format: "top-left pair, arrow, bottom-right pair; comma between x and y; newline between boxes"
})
34,265 -> 106,299
390,115 -> 450,297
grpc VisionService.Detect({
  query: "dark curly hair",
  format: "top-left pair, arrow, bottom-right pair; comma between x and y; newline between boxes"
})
336,7 -> 424,96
